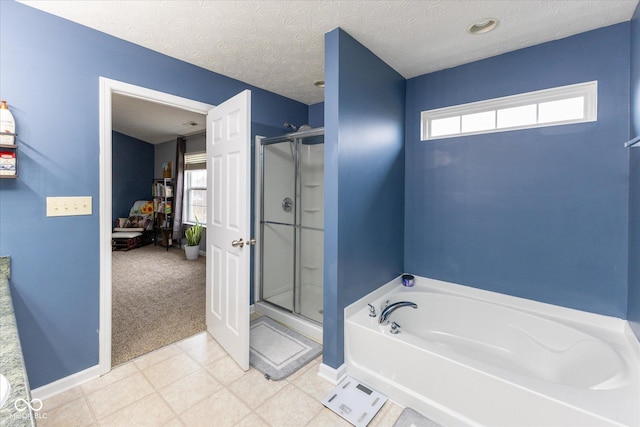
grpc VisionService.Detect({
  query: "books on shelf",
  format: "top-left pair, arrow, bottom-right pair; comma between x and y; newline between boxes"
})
155,201 -> 172,214
152,180 -> 174,197
152,179 -> 173,232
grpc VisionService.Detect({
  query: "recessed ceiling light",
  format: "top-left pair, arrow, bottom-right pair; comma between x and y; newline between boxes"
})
314,80 -> 325,88
182,120 -> 199,127
467,18 -> 499,35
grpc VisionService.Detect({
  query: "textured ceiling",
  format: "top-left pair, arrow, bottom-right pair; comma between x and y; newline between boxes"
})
20,0 -> 639,106
112,94 -> 206,144
19,0 -> 639,144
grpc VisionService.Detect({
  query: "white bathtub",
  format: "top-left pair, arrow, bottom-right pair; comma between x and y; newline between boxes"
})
345,276 -> 640,426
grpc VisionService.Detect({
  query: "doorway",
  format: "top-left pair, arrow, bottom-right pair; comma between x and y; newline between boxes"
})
98,78 -> 213,374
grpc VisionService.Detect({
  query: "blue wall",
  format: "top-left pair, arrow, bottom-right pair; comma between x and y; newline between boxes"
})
308,102 -> 325,128
0,1 -> 307,388
405,24 -> 630,318
2,0 -> 637,388
112,132 -> 154,219
323,29 -> 405,368
629,3 -> 640,341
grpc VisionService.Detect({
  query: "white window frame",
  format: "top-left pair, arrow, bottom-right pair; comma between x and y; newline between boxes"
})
183,152 -> 207,225
421,81 -> 598,141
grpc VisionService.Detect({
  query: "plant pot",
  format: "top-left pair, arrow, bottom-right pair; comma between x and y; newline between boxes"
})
184,245 -> 200,260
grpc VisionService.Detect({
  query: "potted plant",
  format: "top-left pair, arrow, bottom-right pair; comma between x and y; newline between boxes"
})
184,217 -> 203,260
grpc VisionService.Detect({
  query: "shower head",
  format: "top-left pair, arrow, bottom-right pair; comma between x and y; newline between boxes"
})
284,122 -> 298,132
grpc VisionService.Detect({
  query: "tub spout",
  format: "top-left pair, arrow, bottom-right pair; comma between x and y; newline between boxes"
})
379,301 -> 417,325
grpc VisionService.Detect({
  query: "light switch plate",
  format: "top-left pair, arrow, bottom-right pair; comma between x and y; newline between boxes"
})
46,196 -> 92,217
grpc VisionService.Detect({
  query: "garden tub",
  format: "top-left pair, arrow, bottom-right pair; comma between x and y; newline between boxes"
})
345,276 -> 639,426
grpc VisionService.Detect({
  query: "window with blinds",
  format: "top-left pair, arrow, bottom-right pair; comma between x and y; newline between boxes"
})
184,152 -> 206,224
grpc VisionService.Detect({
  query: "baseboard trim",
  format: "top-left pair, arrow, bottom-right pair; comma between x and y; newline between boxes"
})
318,362 -> 347,385
31,365 -> 102,401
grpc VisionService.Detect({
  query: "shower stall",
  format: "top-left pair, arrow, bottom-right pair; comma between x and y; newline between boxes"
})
256,127 -> 324,327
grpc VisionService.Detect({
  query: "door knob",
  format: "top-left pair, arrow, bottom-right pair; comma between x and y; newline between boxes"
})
232,238 -> 256,248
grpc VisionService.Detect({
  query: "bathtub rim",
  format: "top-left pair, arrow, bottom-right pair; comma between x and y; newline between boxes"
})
344,274 -> 640,426
345,324 -> 635,427
346,274 -> 640,356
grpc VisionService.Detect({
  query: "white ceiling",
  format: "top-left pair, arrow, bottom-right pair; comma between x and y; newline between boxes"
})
112,93 -> 206,144
20,0 -> 639,143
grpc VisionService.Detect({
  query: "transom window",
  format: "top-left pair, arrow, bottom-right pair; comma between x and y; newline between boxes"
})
421,81 -> 597,140
184,152 -> 206,224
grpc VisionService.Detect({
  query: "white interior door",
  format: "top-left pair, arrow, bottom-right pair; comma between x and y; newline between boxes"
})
206,90 -> 252,370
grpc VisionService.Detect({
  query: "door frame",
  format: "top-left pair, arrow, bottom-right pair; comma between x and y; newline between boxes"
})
253,136 -> 264,307
98,77 -> 213,375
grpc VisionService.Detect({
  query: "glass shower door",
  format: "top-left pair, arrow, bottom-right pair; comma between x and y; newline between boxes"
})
296,138 -> 324,323
260,129 -> 324,325
261,140 -> 295,311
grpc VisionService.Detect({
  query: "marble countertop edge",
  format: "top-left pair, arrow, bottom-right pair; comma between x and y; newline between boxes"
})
0,258 -> 36,426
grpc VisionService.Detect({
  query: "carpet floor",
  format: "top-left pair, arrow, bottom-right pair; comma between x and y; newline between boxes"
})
111,244 -> 206,366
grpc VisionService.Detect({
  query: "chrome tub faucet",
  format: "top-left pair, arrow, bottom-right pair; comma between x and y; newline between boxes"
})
379,301 -> 418,325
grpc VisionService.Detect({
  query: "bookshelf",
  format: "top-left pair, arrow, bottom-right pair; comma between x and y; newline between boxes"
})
152,178 -> 174,250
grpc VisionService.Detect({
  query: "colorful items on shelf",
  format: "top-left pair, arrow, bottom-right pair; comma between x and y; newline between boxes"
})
0,100 -> 15,145
0,152 -> 16,176
153,200 -> 172,214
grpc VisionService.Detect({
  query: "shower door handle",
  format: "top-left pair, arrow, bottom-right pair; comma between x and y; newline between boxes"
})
231,238 -> 256,248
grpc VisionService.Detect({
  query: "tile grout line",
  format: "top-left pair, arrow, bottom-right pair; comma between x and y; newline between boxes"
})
144,374 -> 182,423
88,372 -> 157,424
89,349 -> 175,425
41,332 -> 351,427
224,367 -> 281,412
137,344 -> 194,422
78,383 -> 100,426
140,337 -> 233,425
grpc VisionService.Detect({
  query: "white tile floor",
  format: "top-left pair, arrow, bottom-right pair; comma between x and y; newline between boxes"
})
38,332 -> 404,426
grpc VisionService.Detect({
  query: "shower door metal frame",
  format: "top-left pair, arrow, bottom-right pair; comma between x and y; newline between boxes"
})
257,127 -> 324,323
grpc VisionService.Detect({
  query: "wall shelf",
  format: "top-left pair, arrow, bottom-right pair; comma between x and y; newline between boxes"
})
0,138 -> 18,179
624,135 -> 640,148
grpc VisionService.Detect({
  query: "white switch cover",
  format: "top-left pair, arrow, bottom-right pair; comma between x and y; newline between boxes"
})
46,196 -> 92,217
